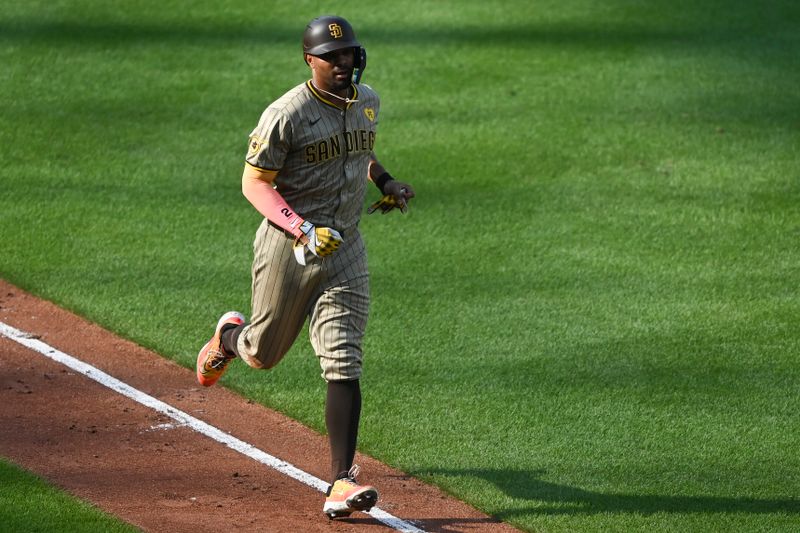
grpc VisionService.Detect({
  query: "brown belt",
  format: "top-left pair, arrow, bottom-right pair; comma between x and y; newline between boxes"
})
267,220 -> 296,240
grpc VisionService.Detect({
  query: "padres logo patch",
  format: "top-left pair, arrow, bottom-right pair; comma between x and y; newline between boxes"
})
247,136 -> 264,157
364,108 -> 375,122
329,23 -> 342,38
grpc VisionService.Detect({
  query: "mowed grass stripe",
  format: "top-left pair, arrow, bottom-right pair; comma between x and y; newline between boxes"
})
1,1 -> 799,531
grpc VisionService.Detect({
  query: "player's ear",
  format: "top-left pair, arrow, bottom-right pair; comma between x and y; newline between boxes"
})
304,53 -> 313,67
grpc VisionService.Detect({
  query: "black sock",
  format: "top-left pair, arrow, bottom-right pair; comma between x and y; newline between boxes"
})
220,324 -> 243,357
326,379 -> 361,483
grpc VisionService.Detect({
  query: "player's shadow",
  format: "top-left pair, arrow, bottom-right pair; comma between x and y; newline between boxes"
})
337,467 -> 800,532
415,468 -> 800,520
340,468 -> 799,531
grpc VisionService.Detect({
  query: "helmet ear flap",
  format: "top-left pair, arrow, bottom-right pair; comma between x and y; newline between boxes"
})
354,47 -> 366,69
354,47 -> 367,84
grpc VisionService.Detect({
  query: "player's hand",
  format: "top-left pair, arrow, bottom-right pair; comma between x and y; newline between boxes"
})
293,221 -> 343,265
368,181 -> 415,214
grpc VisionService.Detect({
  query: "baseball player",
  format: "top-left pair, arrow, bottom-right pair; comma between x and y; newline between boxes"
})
195,15 -> 415,519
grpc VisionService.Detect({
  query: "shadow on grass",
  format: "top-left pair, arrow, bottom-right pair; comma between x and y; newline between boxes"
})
339,515 -> 507,532
0,10 -> 796,52
418,468 -> 800,519
0,20 -> 698,47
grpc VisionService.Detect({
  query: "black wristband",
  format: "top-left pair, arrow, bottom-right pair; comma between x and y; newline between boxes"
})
373,172 -> 394,195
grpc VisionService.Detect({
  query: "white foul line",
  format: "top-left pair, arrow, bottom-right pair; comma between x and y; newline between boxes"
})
0,321 -> 426,533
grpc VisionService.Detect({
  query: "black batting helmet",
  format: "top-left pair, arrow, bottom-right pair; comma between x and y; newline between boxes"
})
303,15 -> 363,66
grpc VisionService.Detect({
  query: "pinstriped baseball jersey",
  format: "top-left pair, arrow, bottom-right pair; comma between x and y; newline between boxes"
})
246,81 -> 380,234
236,80 -> 380,381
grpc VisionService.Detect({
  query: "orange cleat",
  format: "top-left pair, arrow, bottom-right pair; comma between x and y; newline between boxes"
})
196,311 -> 245,387
323,465 -> 379,519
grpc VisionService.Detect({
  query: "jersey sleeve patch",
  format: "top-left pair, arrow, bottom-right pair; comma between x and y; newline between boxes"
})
246,107 -> 291,170
247,135 -> 266,158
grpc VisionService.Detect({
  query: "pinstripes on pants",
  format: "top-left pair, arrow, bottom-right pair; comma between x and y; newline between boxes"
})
236,220 -> 369,382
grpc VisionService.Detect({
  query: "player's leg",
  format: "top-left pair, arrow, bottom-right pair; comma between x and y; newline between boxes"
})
311,236 -> 377,517
313,278 -> 369,486
236,221 -> 323,369
326,379 -> 361,480
197,221 -> 322,386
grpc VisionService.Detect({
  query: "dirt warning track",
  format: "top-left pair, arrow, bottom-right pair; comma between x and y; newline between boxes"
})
0,281 -> 520,533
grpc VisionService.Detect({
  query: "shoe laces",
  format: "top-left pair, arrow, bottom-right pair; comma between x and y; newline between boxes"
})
206,348 -> 232,370
327,465 -> 365,497
344,464 -> 361,482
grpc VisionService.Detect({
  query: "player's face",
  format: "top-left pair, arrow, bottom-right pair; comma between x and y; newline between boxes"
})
309,48 -> 354,94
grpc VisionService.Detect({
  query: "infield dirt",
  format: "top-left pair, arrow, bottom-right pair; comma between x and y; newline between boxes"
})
0,280 -> 520,533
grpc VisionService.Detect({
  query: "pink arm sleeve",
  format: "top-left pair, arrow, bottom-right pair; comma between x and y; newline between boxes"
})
241,174 -> 305,237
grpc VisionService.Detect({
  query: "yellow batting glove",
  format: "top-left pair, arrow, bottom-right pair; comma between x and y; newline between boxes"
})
293,221 -> 343,265
367,194 -> 408,215
312,226 -> 343,257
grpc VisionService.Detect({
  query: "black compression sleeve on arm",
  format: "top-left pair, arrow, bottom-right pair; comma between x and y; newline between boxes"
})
373,172 -> 394,195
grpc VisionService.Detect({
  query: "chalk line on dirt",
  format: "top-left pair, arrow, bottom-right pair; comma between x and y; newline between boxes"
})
0,321 -> 426,533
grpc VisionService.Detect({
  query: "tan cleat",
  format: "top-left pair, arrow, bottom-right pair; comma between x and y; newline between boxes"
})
196,311 -> 245,387
323,465 -> 379,519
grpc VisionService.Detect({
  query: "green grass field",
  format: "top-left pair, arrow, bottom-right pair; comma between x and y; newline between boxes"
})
0,458 -> 138,532
2,1 -> 799,531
